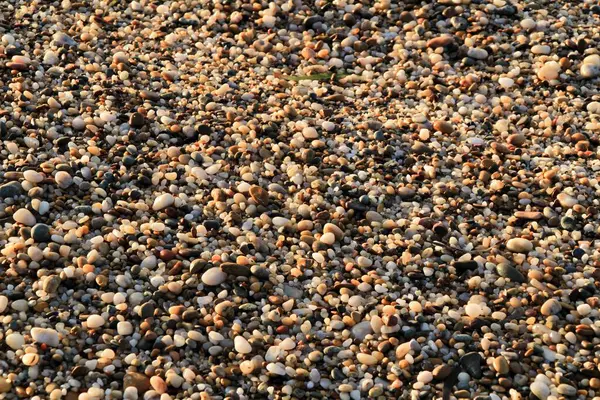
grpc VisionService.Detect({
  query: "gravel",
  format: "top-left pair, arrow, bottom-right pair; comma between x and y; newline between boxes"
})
0,0 -> 600,399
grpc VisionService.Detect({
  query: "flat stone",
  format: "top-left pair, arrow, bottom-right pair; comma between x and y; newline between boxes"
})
496,264 -> 525,283
220,262 -> 251,277
0,182 -> 22,198
249,185 -> 268,205
506,238 -> 533,253
540,299 -> 562,316
201,267 -> 227,286
153,193 -> 175,211
13,208 -> 36,226
31,327 -> 60,347
124,372 -> 151,393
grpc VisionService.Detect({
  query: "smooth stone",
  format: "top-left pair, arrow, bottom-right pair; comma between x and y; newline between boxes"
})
467,48 -> 488,60
24,170 -> 44,183
530,381 -> 550,399
0,378 -> 11,393
323,223 -> 343,240
556,384 -> 576,396
493,356 -> 509,375
13,208 -> 36,226
6,333 -> 25,350
117,321 -> 134,335
53,31 -> 77,46
540,299 -> 562,316
234,336 -> 252,354
129,112 -> 146,127
0,182 -> 23,198
138,302 -> 155,318
432,364 -> 453,380
557,193 -> 578,208
320,232 -> 336,245
124,372 -> 151,393
31,223 -> 52,242
514,211 -> 543,220
266,363 -> 286,376
86,314 -> 105,329
42,275 -> 61,293
201,267 -> 227,286
31,327 -> 60,347
55,171 -> 73,188
460,352 -> 483,379
496,264 -> 525,283
506,238 -> 533,253
302,127 -> 318,139
356,353 -> 378,365
0,296 -> 7,313
249,186 -> 268,205
220,262 -> 251,277
153,193 -> 175,210
581,64 -> 600,79
538,61 -> 560,81
72,117 -> 86,130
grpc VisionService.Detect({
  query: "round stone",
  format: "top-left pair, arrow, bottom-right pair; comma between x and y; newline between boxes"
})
234,336 -> 252,354
201,267 -> 227,286
31,223 -> 52,242
506,238 -> 533,253
6,333 -> 25,350
86,314 -> 106,329
13,208 -> 36,226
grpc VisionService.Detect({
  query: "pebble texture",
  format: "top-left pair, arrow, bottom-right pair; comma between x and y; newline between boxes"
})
0,0 -> 599,399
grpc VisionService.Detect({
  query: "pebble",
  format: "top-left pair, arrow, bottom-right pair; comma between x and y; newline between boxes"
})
30,328 -> 59,347
152,193 -> 175,210
201,267 -> 227,286
31,223 -> 52,242
0,2 -> 596,399
86,315 -> 105,329
13,208 -> 36,226
540,299 -> 562,316
6,333 -> 25,350
506,238 -> 533,253
234,336 -> 252,354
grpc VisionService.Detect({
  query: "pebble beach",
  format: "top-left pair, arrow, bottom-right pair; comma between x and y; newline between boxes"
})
1,0 -> 600,399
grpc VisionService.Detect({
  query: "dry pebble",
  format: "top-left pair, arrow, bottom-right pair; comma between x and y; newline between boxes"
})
0,0 -> 599,399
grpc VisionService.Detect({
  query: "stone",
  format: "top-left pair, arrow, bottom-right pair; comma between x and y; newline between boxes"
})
506,238 -> 533,253
530,381 -> 550,399
55,171 -> 73,188
118,321 -> 134,335
129,112 -> 145,127
356,353 -> 378,365
234,336 -> 252,354
124,372 -> 151,393
86,314 -> 105,329
460,352 -> 483,379
220,262 -> 251,276
496,264 -> 525,283
540,299 -> 562,316
493,356 -> 509,375
32,223 -> 52,242
6,333 -> 25,350
31,327 -> 60,347
13,208 -> 36,226
201,267 -> 227,286
0,378 -> 11,393
0,182 -> 22,198
432,364 -> 453,380
249,186 -> 268,205
153,193 -> 175,210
